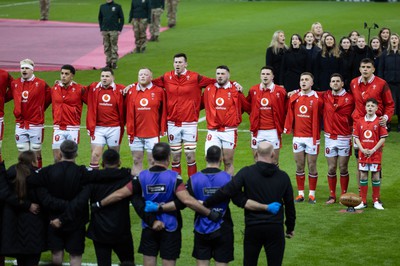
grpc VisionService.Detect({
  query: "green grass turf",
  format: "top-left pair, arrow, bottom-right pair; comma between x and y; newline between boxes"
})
2,0 -> 400,265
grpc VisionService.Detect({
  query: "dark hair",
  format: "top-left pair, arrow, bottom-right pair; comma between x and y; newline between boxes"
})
366,98 -> 378,105
206,146 -> 222,163
348,30 -> 360,38
152,142 -> 171,161
60,140 -> 78,159
301,72 -> 314,80
360,58 -> 375,66
61,64 -> 76,75
15,151 -> 36,203
101,67 -> 114,75
173,53 -> 187,61
261,66 -> 275,74
290,34 -> 303,49
102,149 -> 120,166
330,73 -> 343,81
216,65 -> 230,72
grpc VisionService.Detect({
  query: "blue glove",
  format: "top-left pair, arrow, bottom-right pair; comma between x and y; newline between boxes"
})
144,200 -> 159,212
266,202 -> 281,215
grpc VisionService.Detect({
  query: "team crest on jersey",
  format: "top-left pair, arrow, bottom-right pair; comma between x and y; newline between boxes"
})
345,97 -> 349,103
216,97 -> 224,106
364,130 -> 372,139
373,125 -> 378,131
112,7 -> 116,11
227,92 -> 231,99
260,98 -> 269,107
22,90 -> 29,99
102,94 -> 111,102
310,100 -> 313,106
277,93 -> 280,98
151,92 -> 155,99
35,82 -> 39,87
140,98 -> 149,107
372,85 -> 376,90
299,105 -> 308,114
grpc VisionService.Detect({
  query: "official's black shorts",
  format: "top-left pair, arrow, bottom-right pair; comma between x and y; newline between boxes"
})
192,228 -> 234,263
47,225 -> 86,255
138,228 -> 181,260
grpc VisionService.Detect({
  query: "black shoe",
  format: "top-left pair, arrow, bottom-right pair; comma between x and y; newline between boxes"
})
111,63 -> 118,69
168,23 -> 176,28
140,47 -> 146,53
105,63 -> 112,68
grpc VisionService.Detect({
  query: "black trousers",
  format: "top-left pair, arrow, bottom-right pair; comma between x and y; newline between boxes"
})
16,253 -> 41,266
243,223 -> 285,266
93,238 -> 135,266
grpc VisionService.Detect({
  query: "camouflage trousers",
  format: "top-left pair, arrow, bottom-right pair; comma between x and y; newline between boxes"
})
132,18 -> 148,50
166,0 -> 179,25
40,0 -> 50,20
102,31 -> 119,65
150,8 -> 164,37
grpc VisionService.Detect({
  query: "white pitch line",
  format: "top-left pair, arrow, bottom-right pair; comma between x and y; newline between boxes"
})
5,261 -> 142,266
0,1 -> 37,8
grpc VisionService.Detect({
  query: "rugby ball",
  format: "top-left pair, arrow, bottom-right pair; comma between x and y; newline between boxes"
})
339,193 -> 362,207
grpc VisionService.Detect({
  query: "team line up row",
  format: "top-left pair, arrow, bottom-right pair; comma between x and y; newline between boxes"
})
0,54 -> 395,200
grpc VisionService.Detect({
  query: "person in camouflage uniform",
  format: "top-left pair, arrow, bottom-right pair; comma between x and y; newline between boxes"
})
39,0 -> 50,20
166,0 -> 178,28
98,0 -> 124,69
129,0 -> 151,53
149,0 -> 165,42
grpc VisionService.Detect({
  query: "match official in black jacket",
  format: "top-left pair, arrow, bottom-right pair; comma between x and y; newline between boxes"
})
204,141 -> 296,266
51,149 -> 135,266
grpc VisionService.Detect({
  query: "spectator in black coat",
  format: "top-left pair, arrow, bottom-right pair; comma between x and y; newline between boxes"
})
0,151 -> 46,266
370,36 -> 382,68
352,35 -> 374,78
378,33 -> 400,131
266,30 -> 288,85
314,34 -> 340,91
280,34 -> 308,92
303,31 -> 321,73
378,27 -> 391,51
339,37 -> 355,90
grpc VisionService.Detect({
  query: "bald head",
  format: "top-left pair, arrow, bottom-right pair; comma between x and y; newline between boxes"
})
256,142 -> 275,163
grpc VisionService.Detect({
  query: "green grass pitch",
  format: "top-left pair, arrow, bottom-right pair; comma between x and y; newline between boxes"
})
1,0 -> 400,265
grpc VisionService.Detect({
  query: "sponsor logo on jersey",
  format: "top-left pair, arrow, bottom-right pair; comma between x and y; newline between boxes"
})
140,98 -> 149,107
102,94 -> 111,102
22,90 -> 29,99
261,98 -> 269,107
299,105 -> 308,114
364,130 -> 372,139
216,97 -> 224,106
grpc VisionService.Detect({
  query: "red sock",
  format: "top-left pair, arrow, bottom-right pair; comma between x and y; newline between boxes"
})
309,173 -> 318,191
296,172 -> 305,191
37,156 -> 42,168
340,173 -> 349,195
187,161 -> 197,178
172,162 -> 181,175
372,180 -> 381,202
89,163 -> 99,170
359,180 -> 368,203
327,174 -> 337,197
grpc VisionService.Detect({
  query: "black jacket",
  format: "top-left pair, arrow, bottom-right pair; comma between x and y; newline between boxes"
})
204,162 -> 296,233
280,47 -> 308,92
0,165 -> 47,255
33,161 -> 89,232
266,47 -> 287,86
378,51 -> 400,84
314,50 -> 341,91
59,168 -> 133,244
98,1 -> 124,31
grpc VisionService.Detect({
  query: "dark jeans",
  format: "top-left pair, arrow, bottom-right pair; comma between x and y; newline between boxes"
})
93,238 -> 134,266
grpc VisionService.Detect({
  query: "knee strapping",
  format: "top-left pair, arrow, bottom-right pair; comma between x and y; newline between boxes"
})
17,142 -> 30,152
30,143 -> 42,152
